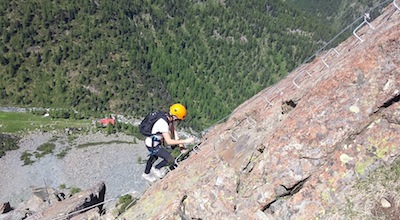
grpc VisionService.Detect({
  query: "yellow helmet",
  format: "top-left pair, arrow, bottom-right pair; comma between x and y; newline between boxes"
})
169,103 -> 187,120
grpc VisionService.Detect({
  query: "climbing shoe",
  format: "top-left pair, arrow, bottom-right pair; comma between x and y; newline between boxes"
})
142,173 -> 157,183
151,167 -> 166,178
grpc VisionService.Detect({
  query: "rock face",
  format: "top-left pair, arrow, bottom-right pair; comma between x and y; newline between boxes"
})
121,4 -> 400,220
30,182 -> 105,220
0,182 -> 106,220
0,202 -> 11,214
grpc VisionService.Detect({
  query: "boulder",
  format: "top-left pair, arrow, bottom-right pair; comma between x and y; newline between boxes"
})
0,202 -> 11,214
17,186 -> 67,214
25,182 -> 106,220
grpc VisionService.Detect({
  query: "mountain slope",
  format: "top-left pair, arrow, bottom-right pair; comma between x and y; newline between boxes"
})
121,4 -> 400,219
0,0 -> 340,130
286,0 -> 385,30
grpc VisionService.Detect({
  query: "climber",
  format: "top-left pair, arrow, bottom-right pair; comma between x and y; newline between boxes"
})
140,103 -> 195,183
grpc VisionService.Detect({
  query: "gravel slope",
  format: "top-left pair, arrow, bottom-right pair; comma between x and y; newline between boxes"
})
0,131 -> 150,210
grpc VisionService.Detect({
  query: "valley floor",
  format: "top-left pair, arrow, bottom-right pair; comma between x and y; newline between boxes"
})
0,131 -> 149,210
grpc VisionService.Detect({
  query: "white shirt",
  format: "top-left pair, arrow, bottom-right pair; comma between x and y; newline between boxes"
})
145,118 -> 169,147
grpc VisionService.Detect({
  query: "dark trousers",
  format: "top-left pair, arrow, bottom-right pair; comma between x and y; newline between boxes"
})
144,145 -> 175,174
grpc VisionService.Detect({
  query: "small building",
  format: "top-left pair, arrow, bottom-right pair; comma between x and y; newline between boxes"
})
99,118 -> 115,126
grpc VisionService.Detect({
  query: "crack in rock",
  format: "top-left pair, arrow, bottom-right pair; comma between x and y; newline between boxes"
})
260,176 -> 311,212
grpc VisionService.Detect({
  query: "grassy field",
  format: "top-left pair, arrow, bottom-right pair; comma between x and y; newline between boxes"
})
0,111 -> 91,134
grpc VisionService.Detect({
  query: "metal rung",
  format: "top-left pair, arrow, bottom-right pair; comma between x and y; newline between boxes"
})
231,131 -> 238,142
293,70 -> 312,88
192,146 -> 199,154
246,115 -> 257,127
395,0 -> 400,11
169,143 -> 202,169
264,86 -> 284,106
322,48 -> 340,68
192,143 -> 202,153
353,13 -> 375,42
173,152 -> 184,168
264,97 -> 273,106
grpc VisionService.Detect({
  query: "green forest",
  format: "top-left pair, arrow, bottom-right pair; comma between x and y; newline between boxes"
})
0,0 -> 381,131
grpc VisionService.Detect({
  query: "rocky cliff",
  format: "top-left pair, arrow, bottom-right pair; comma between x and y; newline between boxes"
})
121,4 -> 400,220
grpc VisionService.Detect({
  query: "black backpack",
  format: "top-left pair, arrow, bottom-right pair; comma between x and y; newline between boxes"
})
139,111 -> 169,137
